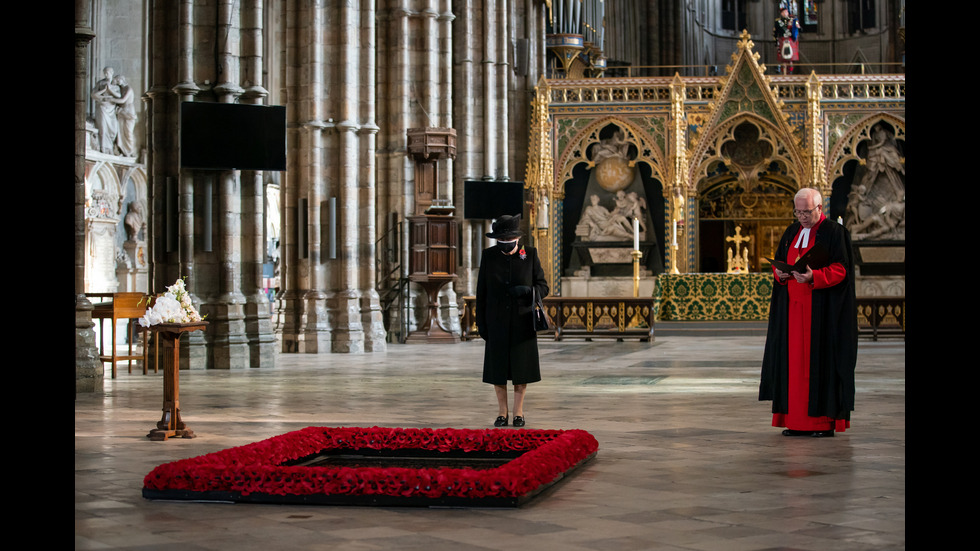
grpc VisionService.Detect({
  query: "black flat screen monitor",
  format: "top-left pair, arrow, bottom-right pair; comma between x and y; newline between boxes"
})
180,102 -> 286,171
463,180 -> 525,220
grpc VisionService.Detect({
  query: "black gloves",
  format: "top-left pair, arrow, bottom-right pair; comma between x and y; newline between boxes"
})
507,285 -> 532,297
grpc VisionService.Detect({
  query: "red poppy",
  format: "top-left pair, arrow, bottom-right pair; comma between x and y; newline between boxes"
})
144,426 -> 598,502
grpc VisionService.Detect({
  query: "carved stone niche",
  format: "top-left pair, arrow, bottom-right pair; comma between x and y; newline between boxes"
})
407,128 -> 457,215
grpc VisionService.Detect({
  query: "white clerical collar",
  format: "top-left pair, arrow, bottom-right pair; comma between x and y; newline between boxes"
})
794,227 -> 812,248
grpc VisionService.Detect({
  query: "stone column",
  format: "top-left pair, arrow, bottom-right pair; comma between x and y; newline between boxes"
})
300,116 -> 333,355
303,0 -> 333,352
453,1 -> 480,297
76,0 -> 102,392
204,0 -> 250,369
275,0 -> 306,351
494,0 -> 509,181
331,0 -> 366,353
436,0 -> 460,335
173,0 -> 207,369
482,2 -> 497,179
208,164 -> 251,369
359,0 -> 387,351
376,1 -> 415,341
241,0 -> 277,367
141,0 -> 278,369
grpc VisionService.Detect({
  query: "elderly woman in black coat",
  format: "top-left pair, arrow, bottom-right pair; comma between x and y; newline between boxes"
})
476,214 -> 549,427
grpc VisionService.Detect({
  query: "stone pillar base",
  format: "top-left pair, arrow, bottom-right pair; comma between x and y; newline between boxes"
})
205,297 -> 249,369
440,285 -> 461,336
275,292 -> 304,353
177,331 -> 208,370
331,291 -> 365,353
361,290 -> 388,352
244,294 -> 276,368
299,292 -> 331,353
76,296 -> 103,393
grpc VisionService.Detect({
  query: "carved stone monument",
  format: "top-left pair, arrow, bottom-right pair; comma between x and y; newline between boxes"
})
572,130 -> 656,273
845,123 -> 905,241
564,128 -> 661,297
91,67 -> 139,158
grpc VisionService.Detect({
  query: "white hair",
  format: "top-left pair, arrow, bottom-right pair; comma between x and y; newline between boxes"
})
794,187 -> 822,205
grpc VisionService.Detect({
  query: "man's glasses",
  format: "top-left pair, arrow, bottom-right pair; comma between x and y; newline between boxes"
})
794,205 -> 820,217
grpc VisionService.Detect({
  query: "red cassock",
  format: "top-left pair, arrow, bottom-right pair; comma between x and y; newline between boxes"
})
760,215 -> 857,432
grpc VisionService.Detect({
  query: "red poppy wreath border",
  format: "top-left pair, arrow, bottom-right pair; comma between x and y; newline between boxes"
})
143,426 -> 598,506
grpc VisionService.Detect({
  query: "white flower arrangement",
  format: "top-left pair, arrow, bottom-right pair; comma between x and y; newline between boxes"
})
138,278 -> 204,327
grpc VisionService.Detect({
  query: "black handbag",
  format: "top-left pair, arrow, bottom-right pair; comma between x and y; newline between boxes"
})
532,288 -> 552,332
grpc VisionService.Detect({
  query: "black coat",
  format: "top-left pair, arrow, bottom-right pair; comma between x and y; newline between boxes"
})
476,243 -> 549,385
760,219 -> 857,419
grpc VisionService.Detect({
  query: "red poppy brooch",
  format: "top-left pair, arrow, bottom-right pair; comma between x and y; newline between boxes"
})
519,246 -> 527,260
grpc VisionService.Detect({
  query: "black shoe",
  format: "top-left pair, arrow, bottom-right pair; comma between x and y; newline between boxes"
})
494,416 -> 508,427
811,430 -> 835,438
782,429 -> 809,436
513,416 -> 525,427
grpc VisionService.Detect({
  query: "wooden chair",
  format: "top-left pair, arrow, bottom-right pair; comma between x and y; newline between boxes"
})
88,292 -> 150,378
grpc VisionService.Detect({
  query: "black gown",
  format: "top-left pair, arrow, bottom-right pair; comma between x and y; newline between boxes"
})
760,218 -> 858,424
476,243 -> 549,385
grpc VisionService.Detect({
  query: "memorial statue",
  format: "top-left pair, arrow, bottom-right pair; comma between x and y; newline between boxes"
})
577,192 -> 645,242
92,67 -> 120,154
124,200 -> 146,242
861,124 -> 905,201
845,123 -> 905,240
91,68 -> 138,157
113,75 -> 137,157
621,191 -> 647,232
591,129 -> 629,166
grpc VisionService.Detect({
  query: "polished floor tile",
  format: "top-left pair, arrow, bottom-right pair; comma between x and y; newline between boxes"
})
75,332 -> 905,550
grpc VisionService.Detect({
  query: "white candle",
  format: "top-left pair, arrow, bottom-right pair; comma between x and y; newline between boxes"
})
672,219 -> 678,247
633,217 -> 640,251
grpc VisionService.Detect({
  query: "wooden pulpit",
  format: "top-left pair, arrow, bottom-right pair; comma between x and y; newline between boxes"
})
406,215 -> 459,343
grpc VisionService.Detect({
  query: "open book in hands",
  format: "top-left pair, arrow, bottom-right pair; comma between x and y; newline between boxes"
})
764,242 -> 830,274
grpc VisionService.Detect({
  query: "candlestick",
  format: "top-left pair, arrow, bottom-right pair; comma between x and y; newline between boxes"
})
633,217 -> 640,251
631,250 -> 643,297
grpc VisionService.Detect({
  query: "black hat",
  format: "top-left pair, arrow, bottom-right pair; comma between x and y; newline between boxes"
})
486,214 -> 523,240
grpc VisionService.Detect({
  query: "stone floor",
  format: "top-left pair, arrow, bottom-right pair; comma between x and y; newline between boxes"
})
75,331 -> 905,550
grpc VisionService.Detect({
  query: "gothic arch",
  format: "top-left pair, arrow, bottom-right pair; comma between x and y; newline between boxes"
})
688,114 -> 803,274
545,116 -> 669,288
827,112 -> 905,184
124,166 -> 147,203
554,116 -> 667,198
684,32 -> 807,201
689,113 -> 804,196
86,160 -> 123,212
